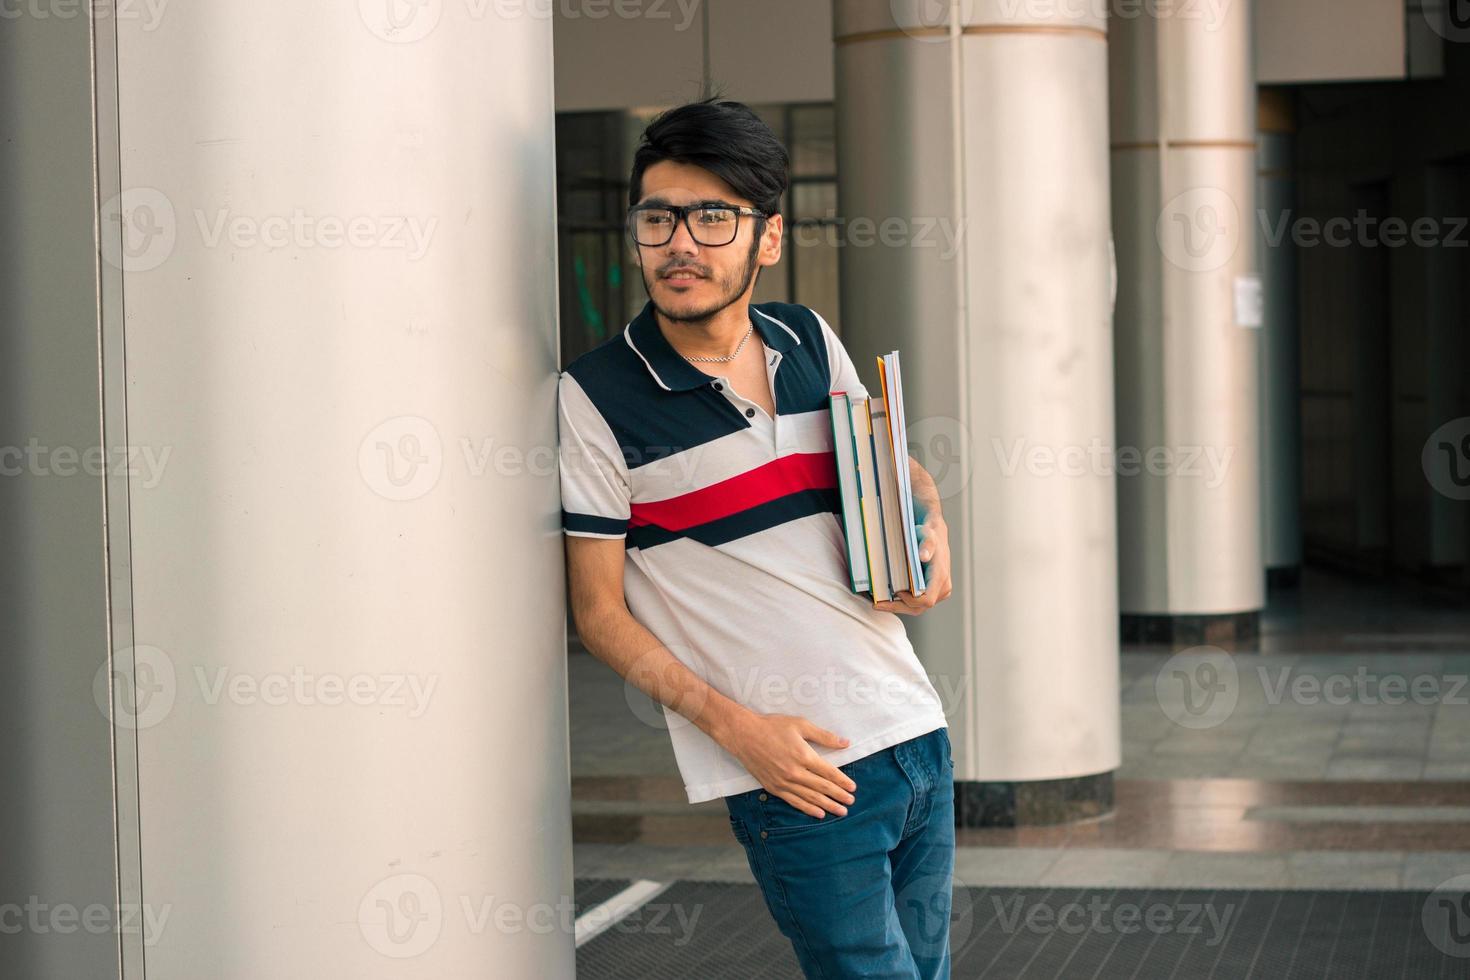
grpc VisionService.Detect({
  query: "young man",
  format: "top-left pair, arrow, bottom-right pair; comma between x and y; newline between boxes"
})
557,97 -> 957,979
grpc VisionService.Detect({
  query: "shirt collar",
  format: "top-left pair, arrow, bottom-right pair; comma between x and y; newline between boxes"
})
623,300 -> 801,392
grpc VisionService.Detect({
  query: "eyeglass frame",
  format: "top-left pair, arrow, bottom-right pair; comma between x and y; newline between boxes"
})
626,201 -> 770,248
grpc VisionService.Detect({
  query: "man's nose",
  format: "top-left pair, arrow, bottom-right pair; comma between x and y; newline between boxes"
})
665,213 -> 700,255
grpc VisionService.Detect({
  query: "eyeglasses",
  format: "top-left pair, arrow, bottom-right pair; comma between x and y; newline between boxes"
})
628,202 -> 768,247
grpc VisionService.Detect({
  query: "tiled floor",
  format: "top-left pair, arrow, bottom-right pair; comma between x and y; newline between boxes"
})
570,568 -> 1470,892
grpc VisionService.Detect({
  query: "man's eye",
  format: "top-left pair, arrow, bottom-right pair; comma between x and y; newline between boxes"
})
644,214 -> 672,225
698,210 -> 735,224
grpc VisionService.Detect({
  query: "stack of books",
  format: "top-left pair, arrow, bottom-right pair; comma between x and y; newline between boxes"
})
829,350 -> 928,604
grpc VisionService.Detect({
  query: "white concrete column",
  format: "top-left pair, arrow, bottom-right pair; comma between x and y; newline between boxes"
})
7,4 -> 573,978
833,0 -> 1119,824
1111,0 -> 1265,647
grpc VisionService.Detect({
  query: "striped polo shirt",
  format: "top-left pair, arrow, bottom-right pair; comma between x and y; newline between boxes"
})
557,298 -> 948,804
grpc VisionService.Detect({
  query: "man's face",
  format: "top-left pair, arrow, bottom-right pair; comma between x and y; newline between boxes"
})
631,160 -> 784,324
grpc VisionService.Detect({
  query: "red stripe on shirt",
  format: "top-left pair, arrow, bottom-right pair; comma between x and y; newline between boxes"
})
628,451 -> 837,531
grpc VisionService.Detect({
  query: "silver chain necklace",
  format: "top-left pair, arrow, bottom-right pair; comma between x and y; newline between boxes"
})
681,322 -> 753,363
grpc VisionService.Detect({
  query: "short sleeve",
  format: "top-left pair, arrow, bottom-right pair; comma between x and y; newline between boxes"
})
814,308 -> 870,400
557,372 -> 631,538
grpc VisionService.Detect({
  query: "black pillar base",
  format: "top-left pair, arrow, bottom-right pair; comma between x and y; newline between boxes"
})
955,771 -> 1113,827
1120,610 -> 1259,650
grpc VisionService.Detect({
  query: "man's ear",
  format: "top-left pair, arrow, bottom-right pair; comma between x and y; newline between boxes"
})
759,213 -> 784,267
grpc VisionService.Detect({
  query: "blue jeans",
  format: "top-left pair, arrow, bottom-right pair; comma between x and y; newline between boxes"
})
722,726 -> 956,979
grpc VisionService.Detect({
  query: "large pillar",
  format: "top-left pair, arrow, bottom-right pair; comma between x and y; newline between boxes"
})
3,6 -> 572,978
1111,0 -> 1265,648
1257,89 -> 1303,588
833,0 -> 1119,825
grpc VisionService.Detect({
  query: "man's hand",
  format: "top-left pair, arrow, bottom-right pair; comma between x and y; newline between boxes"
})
875,512 -> 954,615
720,712 -> 857,818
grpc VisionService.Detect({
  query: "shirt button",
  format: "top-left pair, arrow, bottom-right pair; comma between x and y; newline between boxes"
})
713,382 -> 722,390
745,408 -> 755,418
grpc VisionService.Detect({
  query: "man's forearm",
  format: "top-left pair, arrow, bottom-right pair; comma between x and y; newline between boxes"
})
574,602 -> 753,746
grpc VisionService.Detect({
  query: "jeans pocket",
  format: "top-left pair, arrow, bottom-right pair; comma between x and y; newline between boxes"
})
756,790 -> 858,838
728,813 -> 752,845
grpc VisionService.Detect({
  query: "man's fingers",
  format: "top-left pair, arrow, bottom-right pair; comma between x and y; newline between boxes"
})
781,786 -> 849,818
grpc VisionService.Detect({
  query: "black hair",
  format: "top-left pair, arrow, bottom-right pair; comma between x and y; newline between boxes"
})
628,97 -> 790,218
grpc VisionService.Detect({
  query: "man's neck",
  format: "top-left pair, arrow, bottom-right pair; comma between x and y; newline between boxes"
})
654,300 -> 755,360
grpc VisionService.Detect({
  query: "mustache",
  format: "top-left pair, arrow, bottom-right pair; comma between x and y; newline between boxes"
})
657,262 -> 710,278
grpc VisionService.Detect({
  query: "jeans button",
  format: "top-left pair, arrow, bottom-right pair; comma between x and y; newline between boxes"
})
758,793 -> 768,801
760,830 -> 768,839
